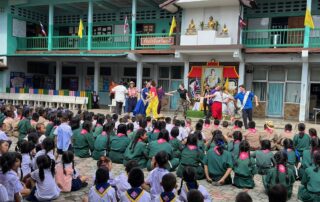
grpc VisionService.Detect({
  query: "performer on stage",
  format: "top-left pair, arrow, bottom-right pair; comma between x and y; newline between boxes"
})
133,82 -> 150,116
169,84 -> 190,119
205,85 -> 225,120
126,81 -> 138,114
146,81 -> 159,119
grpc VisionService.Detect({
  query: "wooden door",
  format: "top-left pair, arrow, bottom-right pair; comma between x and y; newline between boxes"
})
288,16 -> 304,45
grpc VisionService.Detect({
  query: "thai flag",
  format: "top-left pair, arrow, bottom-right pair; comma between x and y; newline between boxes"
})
239,16 -> 247,29
124,16 -> 129,34
40,21 -> 47,36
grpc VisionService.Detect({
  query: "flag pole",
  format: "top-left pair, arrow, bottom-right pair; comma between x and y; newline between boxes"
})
304,0 -> 312,48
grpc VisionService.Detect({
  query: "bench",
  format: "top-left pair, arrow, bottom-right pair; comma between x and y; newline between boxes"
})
0,93 -> 88,110
108,99 -> 126,113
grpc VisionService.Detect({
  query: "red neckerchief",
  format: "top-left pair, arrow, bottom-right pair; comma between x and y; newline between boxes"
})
265,128 -> 273,134
213,125 -> 219,129
117,133 -> 125,137
138,138 -> 144,142
101,131 -> 107,136
278,164 -> 286,173
248,128 -> 257,133
157,138 -> 167,144
213,146 -> 221,156
204,124 -> 210,128
234,140 -> 241,143
81,129 -> 88,135
262,149 -> 270,154
233,126 -> 239,129
154,129 -> 160,133
170,136 -> 175,140
239,152 -> 249,160
187,145 -> 197,150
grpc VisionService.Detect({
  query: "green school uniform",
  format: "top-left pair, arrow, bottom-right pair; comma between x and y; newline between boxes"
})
18,118 -> 32,141
227,141 -> 240,158
0,112 -> 5,126
264,167 -> 296,199
169,138 -> 183,159
45,122 -> 54,137
299,149 -> 314,179
176,146 -> 205,180
72,129 -> 95,158
92,125 -> 103,138
298,166 -> 320,202
293,134 -> 311,156
252,150 -> 274,175
92,133 -> 108,160
204,149 -> 233,184
233,156 -> 257,188
109,135 -> 130,164
123,141 -> 148,168
128,131 -> 136,140
285,149 -> 299,176
147,131 -> 160,142
48,126 -> 57,139
146,139 -> 179,171
197,140 -> 206,153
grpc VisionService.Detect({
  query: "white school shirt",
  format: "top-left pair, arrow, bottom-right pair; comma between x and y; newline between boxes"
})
112,85 -> 128,103
0,170 -> 23,202
0,130 -> 9,141
134,122 -> 140,131
178,127 -> 188,141
88,185 -> 117,202
120,189 -> 151,202
166,124 -> 174,134
146,167 -> 169,199
21,153 -> 32,177
31,169 -> 60,201
32,149 -> 55,170
114,172 -> 131,199
0,184 -> 9,202
38,135 -> 46,144
179,184 -> 212,202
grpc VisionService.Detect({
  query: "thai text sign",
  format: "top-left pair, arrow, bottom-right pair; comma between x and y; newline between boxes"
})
140,37 -> 174,45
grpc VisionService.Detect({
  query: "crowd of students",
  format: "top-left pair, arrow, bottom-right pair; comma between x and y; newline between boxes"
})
0,104 -> 319,202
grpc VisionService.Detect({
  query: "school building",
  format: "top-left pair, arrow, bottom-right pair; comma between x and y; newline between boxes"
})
0,0 -> 320,122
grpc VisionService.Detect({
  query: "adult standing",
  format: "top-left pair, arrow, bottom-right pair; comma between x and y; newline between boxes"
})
133,81 -> 150,116
203,85 -> 210,117
109,81 -> 117,100
170,84 -> 190,119
157,86 -> 165,114
92,91 -> 100,109
234,85 -> 259,129
126,81 -> 138,114
146,81 -> 159,119
205,86 -> 224,120
112,82 -> 128,115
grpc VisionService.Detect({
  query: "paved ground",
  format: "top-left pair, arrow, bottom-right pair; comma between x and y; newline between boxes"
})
15,109 -> 318,201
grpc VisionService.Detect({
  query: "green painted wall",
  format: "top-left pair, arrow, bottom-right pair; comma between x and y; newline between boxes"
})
0,1 -> 8,55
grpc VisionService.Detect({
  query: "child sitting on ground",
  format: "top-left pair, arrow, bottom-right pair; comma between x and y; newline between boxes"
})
293,123 -> 311,157
154,173 -> 180,202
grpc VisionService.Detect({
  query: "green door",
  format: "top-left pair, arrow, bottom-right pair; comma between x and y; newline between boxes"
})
170,80 -> 181,110
267,83 -> 284,117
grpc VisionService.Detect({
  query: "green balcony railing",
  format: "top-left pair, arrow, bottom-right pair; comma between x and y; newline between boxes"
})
242,28 -> 305,48
92,34 -> 131,50
310,28 -> 320,48
135,33 -> 177,49
52,36 -> 87,50
16,37 -> 48,51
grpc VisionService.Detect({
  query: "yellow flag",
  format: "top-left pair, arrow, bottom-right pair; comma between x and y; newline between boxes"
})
305,9 -> 315,29
224,78 -> 229,91
169,16 -> 177,36
78,19 -> 84,38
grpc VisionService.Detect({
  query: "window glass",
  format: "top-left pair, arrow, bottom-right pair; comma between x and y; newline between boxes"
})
286,83 -> 301,103
143,68 -> 151,77
171,66 -> 183,79
311,68 -> 320,81
268,69 -> 285,81
253,68 -> 267,80
159,67 -> 169,78
62,66 -> 76,75
100,67 -> 111,76
158,80 -> 170,92
287,67 -> 301,81
123,68 -> 136,77
252,82 -> 267,101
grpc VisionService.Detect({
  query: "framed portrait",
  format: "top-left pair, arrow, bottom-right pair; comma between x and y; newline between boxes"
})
201,66 -> 224,92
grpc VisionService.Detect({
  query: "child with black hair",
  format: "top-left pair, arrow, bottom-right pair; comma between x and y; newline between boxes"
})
206,130 -> 225,151
309,128 -> 317,138
33,137 -> 55,170
146,129 -> 179,171
177,134 -> 205,180
204,132 -> 233,185
87,167 -> 117,202
179,120 -> 189,142
56,113 -> 73,156
282,138 -> 300,177
72,120 -> 94,158
0,152 -> 30,202
264,151 -> 295,199
0,140 -> 9,157
146,116 -> 153,132
20,140 -> 35,178
278,124 -> 294,149
178,166 -> 211,202
25,155 -> 60,201
187,190 -> 204,202
48,117 -> 60,139
148,120 -> 161,142
93,114 -> 105,138
202,119 -> 213,142
185,118 -> 194,135
227,131 -> 242,158
235,192 -> 253,202
244,121 -> 261,150
252,140 -> 274,176
170,126 -> 184,159
268,184 -> 288,202
260,121 -> 279,151
194,130 -> 206,153
36,123 -> 46,144
92,122 -> 113,160
154,173 -> 181,202
55,151 -> 88,192
231,120 -> 243,135
221,121 -> 232,142
120,167 -> 151,201
233,140 -> 257,189
298,137 -> 320,179
212,119 -> 220,131
298,150 -> 320,201
30,112 -> 39,128
124,129 -> 148,168
165,117 -> 174,133
114,160 -> 139,198
109,123 -> 130,164
293,123 -> 311,157
18,108 -> 32,141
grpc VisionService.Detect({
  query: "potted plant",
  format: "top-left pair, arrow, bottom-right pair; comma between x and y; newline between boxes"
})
200,21 -> 204,30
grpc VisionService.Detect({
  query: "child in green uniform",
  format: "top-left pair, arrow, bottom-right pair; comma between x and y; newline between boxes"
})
206,130 -> 227,151
45,113 -> 55,137
92,114 -> 104,139
228,131 -> 242,158
123,129 -> 148,168
146,129 -> 179,171
109,124 -> 130,164
176,134 -> 205,180
169,127 -> 183,159
147,121 -> 162,142
283,138 -> 300,177
204,132 -> 233,185
126,123 -> 135,140
252,140 -> 274,175
264,151 -> 296,199
18,109 -> 32,141
72,120 -> 94,158
293,123 -> 311,157
233,140 -> 257,189
194,131 -> 205,153
48,118 -> 61,140
299,137 -> 320,179
298,151 -> 320,202
92,123 -> 113,160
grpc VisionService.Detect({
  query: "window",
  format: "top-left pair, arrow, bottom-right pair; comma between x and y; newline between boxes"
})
87,67 -> 94,75
93,26 -> 112,35
253,82 -> 267,101
124,68 -> 136,77
286,83 -> 301,103
101,67 -> 111,76
268,69 -> 285,81
158,80 -> 170,91
287,67 -> 302,81
311,68 -> 320,81
171,66 -> 183,79
27,62 -> 50,74
253,68 -> 267,80
143,24 -> 155,33
159,67 -> 169,78
62,66 -> 76,75
143,68 -> 151,77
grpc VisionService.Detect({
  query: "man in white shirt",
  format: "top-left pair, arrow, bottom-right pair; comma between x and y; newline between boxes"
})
112,82 -> 128,115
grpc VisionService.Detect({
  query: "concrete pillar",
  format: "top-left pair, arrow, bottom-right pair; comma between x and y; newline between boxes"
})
48,3 -> 54,51
87,0 -> 93,51
153,64 -> 159,84
137,62 -> 143,90
131,0 -> 137,50
299,62 -> 309,122
184,61 -> 189,89
94,61 -> 100,92
55,61 -> 62,90
303,0 -> 313,48
238,62 -> 245,87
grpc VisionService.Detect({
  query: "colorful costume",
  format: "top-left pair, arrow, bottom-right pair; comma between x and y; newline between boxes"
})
134,87 -> 149,116
146,86 -> 159,119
